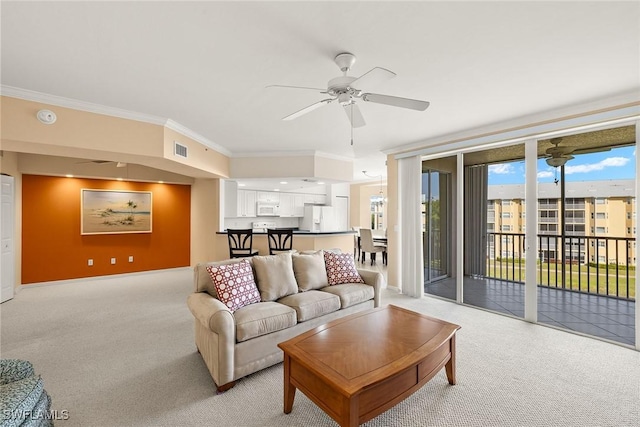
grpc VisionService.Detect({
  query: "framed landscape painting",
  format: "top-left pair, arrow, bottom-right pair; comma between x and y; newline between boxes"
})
81,189 -> 152,235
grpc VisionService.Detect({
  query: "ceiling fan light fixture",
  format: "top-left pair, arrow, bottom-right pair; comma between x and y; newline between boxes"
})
546,156 -> 571,167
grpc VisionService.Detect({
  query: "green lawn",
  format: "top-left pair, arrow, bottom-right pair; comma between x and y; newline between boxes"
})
486,261 -> 636,299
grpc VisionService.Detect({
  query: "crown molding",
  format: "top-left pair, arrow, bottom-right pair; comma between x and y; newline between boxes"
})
1,85 -> 167,125
1,85 -> 233,157
231,150 -> 353,162
164,119 -> 232,157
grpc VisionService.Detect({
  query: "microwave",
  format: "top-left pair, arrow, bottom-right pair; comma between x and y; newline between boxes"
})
257,203 -> 279,216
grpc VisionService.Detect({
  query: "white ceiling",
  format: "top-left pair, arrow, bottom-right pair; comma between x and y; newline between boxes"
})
2,1 -> 639,180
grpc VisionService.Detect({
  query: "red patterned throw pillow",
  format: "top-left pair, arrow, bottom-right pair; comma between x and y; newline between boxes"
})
323,251 -> 365,286
206,260 -> 261,312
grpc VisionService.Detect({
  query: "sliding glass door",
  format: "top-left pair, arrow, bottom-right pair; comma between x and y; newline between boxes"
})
422,167 -> 453,299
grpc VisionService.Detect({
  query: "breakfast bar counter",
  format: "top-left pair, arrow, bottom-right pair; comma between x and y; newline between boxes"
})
215,230 -> 355,257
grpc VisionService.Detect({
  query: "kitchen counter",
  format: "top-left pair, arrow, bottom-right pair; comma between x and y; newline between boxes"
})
215,230 -> 356,257
216,230 -> 356,235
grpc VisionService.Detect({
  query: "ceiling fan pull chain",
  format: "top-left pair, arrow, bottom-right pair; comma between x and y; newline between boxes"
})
350,105 -> 354,146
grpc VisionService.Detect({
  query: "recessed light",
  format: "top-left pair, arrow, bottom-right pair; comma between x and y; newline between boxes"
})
158,181 -> 164,184
117,178 -> 123,181
65,174 -> 74,178
238,183 -> 246,187
280,181 -> 288,184
274,189 -> 280,192
318,182 -> 325,185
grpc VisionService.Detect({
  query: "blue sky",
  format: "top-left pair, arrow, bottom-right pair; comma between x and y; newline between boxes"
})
488,145 -> 636,185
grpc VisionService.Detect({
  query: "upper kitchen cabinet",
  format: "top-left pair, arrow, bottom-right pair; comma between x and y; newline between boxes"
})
279,193 -> 305,217
225,180 -> 257,218
304,193 -> 327,205
257,191 -> 280,203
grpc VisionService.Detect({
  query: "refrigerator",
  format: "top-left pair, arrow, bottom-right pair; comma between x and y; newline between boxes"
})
300,205 -> 336,232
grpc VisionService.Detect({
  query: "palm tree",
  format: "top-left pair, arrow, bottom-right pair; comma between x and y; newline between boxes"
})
126,200 -> 138,223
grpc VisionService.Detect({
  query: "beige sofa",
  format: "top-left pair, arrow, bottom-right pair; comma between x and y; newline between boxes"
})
187,250 -> 383,391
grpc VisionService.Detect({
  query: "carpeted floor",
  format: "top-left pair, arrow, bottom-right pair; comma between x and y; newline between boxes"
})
1,268 -> 638,426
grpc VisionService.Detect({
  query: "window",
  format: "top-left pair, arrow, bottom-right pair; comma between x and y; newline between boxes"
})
501,225 -> 512,232
595,198 -> 606,205
598,241 -> 606,247
502,212 -> 512,218
596,212 -> 606,219
502,200 -> 511,206
488,200 -> 495,209
595,226 -> 606,234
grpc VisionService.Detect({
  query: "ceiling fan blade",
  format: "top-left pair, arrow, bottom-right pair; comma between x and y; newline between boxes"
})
362,93 -> 430,111
573,146 -> 612,155
343,103 -> 366,128
282,99 -> 333,121
350,67 -> 396,91
266,84 -> 327,93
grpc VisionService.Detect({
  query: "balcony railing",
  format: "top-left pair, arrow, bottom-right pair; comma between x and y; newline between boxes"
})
486,232 -> 635,301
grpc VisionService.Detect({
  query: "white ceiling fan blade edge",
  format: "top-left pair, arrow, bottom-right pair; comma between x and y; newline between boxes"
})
282,99 -> 333,121
362,93 -> 430,111
351,67 -> 396,91
343,104 -> 366,128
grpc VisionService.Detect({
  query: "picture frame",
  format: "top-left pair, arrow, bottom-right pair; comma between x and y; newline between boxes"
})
81,189 -> 152,235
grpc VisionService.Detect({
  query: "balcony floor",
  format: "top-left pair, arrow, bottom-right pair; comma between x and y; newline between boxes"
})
425,276 -> 636,346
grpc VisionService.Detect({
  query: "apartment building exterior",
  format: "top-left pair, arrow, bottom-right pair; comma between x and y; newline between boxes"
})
487,179 -> 636,266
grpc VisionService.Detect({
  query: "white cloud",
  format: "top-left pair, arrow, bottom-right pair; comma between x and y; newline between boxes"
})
565,157 -> 629,174
488,164 -> 514,174
537,170 -> 554,179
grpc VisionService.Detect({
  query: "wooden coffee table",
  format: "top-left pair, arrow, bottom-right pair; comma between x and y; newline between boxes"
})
277,304 -> 461,426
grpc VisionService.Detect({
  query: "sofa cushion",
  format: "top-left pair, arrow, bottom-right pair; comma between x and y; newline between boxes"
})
292,250 -> 329,291
278,290 -> 340,322
252,253 -> 298,301
320,283 -> 374,309
234,302 -> 297,342
196,258 -> 254,297
323,251 -> 365,285
206,261 -> 261,312
0,375 -> 44,427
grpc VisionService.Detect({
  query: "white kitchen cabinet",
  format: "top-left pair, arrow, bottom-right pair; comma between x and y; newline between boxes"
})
238,190 -> 257,217
303,193 -> 327,205
278,193 -> 293,217
293,194 -> 305,217
278,193 -> 305,217
257,191 -> 280,203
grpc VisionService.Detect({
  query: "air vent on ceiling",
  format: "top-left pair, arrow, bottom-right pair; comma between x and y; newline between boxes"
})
174,142 -> 188,158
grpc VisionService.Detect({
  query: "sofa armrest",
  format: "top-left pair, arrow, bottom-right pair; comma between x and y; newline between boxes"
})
357,269 -> 383,308
187,292 -> 235,337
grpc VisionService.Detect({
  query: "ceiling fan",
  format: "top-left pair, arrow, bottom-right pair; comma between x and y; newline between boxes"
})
544,137 -> 611,167
267,52 -> 430,128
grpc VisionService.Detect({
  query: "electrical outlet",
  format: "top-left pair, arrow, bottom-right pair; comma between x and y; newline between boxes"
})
111,258 -> 116,265
128,256 -> 134,263
88,259 -> 93,266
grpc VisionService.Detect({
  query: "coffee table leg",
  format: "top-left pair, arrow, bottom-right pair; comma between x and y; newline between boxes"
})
445,334 -> 456,385
283,353 -> 296,413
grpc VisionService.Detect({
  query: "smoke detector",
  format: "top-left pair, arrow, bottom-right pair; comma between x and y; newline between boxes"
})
36,109 -> 57,125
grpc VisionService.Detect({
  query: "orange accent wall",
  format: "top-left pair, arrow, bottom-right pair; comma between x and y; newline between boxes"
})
22,175 -> 190,284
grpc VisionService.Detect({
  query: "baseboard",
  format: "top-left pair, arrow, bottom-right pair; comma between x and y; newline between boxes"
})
20,267 -> 192,288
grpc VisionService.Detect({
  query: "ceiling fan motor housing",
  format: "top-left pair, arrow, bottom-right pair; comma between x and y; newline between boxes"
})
328,76 -> 358,95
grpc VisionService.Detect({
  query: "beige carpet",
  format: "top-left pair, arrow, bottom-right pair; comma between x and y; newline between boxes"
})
1,268 -> 638,426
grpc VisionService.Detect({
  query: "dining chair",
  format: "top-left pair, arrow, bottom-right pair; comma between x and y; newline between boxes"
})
227,229 -> 259,258
352,226 -> 361,261
267,228 -> 294,255
359,228 -> 387,265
